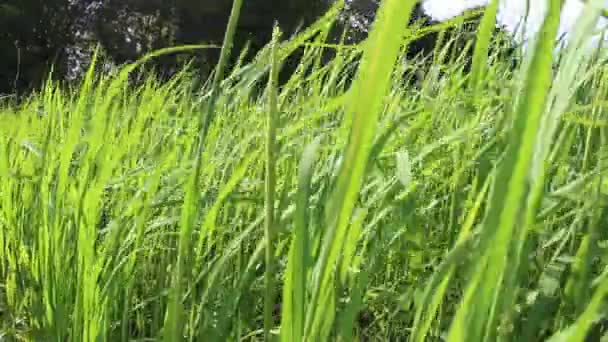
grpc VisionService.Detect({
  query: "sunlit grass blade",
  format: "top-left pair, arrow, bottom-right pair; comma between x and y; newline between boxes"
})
281,137 -> 321,342
263,25 -> 282,341
469,0 -> 498,95
303,0 -> 418,339
447,0 -> 563,340
163,0 -> 243,339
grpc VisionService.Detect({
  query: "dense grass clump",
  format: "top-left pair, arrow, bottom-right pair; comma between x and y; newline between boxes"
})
2,0 -> 608,341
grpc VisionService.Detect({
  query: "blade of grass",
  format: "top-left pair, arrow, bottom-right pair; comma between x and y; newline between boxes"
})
447,0 -> 563,340
411,176 -> 490,342
263,26 -> 282,342
163,0 -> 243,340
281,137 -> 321,342
303,0 -> 418,339
469,0 -> 498,95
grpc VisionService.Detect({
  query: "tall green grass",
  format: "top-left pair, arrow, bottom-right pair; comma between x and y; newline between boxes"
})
1,0 -> 608,341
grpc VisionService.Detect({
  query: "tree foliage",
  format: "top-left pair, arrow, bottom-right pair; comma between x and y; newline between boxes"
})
0,0 -> 336,93
0,0 -> 491,94
0,0 -> 76,93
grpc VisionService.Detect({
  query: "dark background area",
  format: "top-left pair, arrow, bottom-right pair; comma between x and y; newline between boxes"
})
0,0 -> 336,94
0,0 -> 486,95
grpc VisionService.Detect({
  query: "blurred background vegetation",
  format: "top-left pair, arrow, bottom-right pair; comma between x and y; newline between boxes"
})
0,0 -> 488,95
0,0 -> 331,94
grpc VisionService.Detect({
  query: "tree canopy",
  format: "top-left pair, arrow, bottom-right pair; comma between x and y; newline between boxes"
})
0,0 -> 76,93
0,0 -> 338,93
0,0 -> 488,94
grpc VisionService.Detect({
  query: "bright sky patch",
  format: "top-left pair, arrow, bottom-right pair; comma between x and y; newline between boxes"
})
422,0 -> 608,51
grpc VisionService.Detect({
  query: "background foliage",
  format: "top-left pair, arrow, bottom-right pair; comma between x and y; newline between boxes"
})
0,0 -> 492,94
0,0 -> 333,94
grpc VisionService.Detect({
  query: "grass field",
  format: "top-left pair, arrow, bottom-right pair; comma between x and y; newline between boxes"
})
2,0 -> 608,341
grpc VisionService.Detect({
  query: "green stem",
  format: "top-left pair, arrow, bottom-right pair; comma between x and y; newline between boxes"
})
200,0 -> 244,145
264,26 -> 282,342
163,0 -> 243,340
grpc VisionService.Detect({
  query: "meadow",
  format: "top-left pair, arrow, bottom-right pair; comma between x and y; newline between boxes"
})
1,0 -> 608,341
